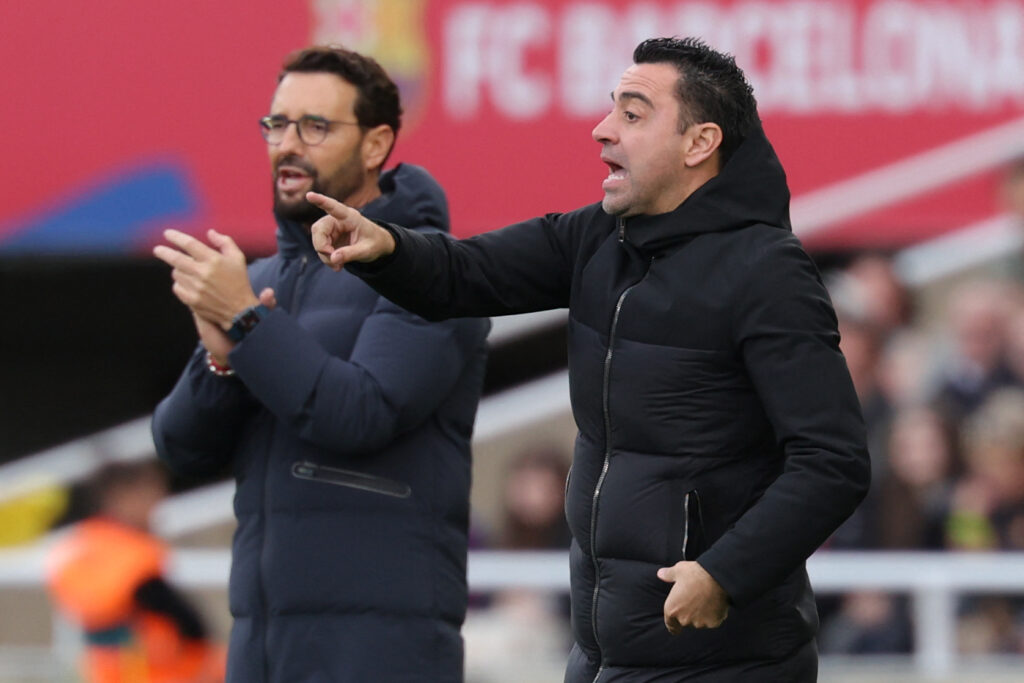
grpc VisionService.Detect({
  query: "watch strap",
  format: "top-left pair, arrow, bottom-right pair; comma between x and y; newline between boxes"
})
226,304 -> 269,342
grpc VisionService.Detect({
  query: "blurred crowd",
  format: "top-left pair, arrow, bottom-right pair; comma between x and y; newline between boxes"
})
817,248 -> 1024,656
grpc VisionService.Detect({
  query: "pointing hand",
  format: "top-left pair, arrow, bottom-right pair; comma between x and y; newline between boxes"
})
307,192 -> 396,271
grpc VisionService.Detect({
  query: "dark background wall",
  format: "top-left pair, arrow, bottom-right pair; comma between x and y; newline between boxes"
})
0,258 -> 197,461
0,256 -> 575,464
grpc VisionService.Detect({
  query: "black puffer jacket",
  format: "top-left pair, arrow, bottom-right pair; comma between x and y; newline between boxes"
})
352,129 -> 870,681
153,164 -> 489,682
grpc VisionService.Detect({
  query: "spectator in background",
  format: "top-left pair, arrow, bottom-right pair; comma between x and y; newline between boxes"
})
1003,306 -> 1024,387
499,446 -> 573,551
151,46 -> 490,682
877,329 -> 935,410
47,461 -> 223,683
947,389 -> 1024,551
464,446 -> 574,681
933,280 -> 1019,419
818,591 -> 913,656
878,407 -> 958,550
947,389 -> 1024,654
844,254 -> 913,339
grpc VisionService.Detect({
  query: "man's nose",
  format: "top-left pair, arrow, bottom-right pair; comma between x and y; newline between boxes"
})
276,121 -> 306,155
592,112 -> 615,144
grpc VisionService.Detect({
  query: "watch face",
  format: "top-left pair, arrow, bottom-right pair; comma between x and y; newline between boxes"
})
238,310 -> 260,330
228,305 -> 267,342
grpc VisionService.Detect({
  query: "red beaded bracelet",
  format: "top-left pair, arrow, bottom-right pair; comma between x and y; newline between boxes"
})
206,351 -> 235,377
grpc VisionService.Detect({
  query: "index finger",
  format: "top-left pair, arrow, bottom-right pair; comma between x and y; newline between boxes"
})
163,229 -> 217,261
306,191 -> 356,221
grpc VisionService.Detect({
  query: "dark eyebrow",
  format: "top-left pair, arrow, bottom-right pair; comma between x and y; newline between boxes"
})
611,90 -> 655,109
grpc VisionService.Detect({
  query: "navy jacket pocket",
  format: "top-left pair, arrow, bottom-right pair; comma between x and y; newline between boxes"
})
292,460 -> 412,498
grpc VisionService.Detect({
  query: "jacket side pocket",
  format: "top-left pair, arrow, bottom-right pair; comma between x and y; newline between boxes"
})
682,489 -> 706,561
292,461 -> 412,499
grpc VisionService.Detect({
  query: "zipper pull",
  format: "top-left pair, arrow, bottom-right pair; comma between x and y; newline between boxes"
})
617,218 -> 626,242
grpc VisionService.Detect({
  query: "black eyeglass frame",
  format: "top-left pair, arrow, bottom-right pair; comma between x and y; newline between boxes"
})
258,114 -> 363,146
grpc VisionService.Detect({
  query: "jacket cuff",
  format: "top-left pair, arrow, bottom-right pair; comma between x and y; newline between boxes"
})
227,309 -> 329,417
345,221 -> 405,274
696,549 -> 753,608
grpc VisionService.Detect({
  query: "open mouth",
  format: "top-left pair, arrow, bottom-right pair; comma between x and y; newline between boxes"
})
276,167 -> 312,193
603,160 -> 627,184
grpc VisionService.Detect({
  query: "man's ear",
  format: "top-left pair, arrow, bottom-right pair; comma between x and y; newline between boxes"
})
684,123 -> 722,169
361,125 -> 396,171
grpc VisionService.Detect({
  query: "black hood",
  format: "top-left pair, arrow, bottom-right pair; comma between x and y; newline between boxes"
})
621,124 -> 792,254
276,163 -> 451,258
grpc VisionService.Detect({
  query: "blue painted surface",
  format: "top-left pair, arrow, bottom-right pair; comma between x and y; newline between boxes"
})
0,161 -> 199,253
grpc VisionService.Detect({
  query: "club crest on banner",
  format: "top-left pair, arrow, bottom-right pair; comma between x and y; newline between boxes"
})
312,0 -> 430,130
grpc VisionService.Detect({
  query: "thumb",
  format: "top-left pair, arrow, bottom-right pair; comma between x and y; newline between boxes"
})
207,229 -> 244,258
258,287 -> 277,310
657,567 -> 675,583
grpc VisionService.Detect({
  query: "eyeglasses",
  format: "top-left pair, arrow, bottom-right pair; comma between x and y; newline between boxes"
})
259,114 -> 361,146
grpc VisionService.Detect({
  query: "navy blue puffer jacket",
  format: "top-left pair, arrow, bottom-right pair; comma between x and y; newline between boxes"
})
152,164 -> 490,683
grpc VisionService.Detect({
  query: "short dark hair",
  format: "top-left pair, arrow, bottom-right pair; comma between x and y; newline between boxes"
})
89,461 -> 167,506
280,46 -> 402,160
633,37 -> 758,165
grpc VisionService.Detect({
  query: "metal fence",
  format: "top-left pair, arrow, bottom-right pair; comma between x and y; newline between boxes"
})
3,546 -> 1024,681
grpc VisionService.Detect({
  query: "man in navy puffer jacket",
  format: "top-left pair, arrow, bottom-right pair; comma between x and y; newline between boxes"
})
152,46 -> 489,682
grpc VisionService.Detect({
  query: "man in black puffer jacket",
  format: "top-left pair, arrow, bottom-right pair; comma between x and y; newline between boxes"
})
309,37 -> 870,682
152,46 -> 489,682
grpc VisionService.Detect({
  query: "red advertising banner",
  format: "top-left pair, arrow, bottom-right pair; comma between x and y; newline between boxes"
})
3,0 -> 1024,254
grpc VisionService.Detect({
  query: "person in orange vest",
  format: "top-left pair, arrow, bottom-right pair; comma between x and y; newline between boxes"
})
47,461 -> 225,683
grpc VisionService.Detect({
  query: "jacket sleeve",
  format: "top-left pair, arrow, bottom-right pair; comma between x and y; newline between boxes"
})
348,213 -> 578,320
696,236 -> 871,607
134,576 -> 207,640
151,346 -> 259,476
225,294 -> 489,454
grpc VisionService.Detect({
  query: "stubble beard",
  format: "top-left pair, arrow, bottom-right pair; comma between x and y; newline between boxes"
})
272,153 -> 366,227
273,176 -> 327,226
601,190 -> 630,217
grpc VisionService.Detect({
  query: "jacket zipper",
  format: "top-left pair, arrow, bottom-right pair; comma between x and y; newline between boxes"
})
589,282 -> 634,676
590,225 -> 651,677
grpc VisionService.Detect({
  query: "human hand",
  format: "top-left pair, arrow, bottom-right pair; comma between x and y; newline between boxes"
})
153,229 -> 259,328
194,288 -> 276,365
306,191 -> 396,270
656,561 -> 729,634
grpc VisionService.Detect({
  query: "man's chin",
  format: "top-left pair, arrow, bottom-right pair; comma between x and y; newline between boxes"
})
273,198 -> 326,225
601,196 -> 628,217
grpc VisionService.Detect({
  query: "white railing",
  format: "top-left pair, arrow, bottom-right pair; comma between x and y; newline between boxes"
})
3,546 -> 1024,680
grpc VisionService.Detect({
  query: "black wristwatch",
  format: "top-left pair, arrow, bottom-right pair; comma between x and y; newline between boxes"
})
227,304 -> 269,342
